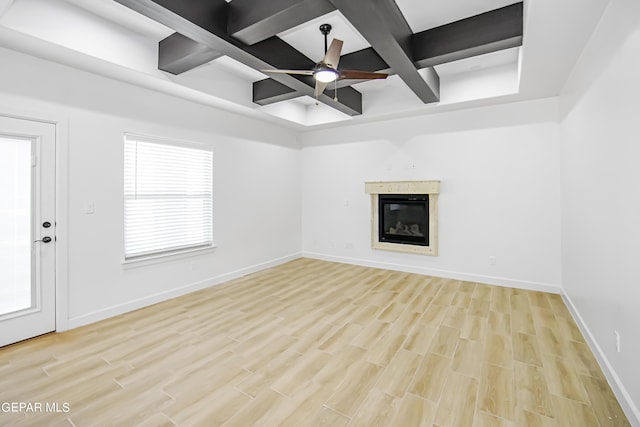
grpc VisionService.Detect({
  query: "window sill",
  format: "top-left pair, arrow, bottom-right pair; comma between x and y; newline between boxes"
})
122,244 -> 217,269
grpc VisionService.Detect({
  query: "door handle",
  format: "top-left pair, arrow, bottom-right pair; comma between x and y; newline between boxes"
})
34,236 -> 53,243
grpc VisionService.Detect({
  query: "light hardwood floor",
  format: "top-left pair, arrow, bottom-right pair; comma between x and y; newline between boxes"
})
0,258 -> 631,426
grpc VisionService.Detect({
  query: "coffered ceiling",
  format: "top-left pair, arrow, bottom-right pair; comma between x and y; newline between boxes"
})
0,0 -> 611,128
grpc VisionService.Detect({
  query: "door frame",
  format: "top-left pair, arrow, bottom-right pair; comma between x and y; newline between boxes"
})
0,105 -> 70,333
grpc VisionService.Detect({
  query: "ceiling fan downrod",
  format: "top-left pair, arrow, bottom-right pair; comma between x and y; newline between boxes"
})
319,23 -> 339,102
319,23 -> 332,54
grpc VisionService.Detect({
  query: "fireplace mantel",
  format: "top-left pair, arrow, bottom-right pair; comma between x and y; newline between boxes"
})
365,180 -> 440,195
365,181 -> 440,256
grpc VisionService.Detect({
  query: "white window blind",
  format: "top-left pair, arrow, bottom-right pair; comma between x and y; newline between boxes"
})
124,135 -> 213,260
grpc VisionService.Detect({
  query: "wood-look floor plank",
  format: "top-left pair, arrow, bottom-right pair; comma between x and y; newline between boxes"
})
512,332 -> 543,367
567,340 -> 606,379
271,349 -> 332,397
516,409 -> 558,427
484,333 -> 513,368
474,412 -> 514,427
403,323 -> 438,355
428,325 -> 460,358
389,393 -> 436,427
434,371 -> 479,427
581,374 -> 632,427
478,364 -> 515,421
514,361 -> 554,418
408,352 -> 451,401
275,381 -> 335,427
487,311 -> 511,336
0,258 -> 629,427
348,388 -> 398,427
375,348 -> 422,398
461,315 -> 487,343
552,395 -> 600,427
324,360 -> 382,416
452,338 -> 483,379
542,353 -> 590,404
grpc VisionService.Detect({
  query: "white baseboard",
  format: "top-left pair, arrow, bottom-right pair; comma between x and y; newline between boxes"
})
302,251 -> 561,294
562,292 -> 640,426
66,252 -> 302,330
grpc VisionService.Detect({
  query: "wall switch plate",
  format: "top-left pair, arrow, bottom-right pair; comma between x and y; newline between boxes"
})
84,202 -> 95,214
615,330 -> 621,353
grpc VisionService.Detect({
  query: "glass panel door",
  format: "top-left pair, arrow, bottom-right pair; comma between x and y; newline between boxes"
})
0,137 -> 33,316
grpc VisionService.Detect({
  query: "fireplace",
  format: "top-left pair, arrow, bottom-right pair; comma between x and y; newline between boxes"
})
378,194 -> 429,246
365,181 -> 439,255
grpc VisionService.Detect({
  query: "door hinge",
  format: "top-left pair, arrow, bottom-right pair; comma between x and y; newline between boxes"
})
31,154 -> 37,167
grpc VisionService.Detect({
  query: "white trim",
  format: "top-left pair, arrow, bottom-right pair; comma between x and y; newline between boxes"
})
562,292 -> 640,426
54,117 -> 70,332
67,252 -> 302,329
0,106 -> 70,333
302,251 -> 561,294
122,244 -> 217,269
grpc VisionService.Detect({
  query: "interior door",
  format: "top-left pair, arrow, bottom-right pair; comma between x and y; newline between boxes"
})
0,115 -> 56,347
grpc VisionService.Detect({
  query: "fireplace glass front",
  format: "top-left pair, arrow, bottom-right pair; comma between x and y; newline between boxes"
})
378,194 -> 429,246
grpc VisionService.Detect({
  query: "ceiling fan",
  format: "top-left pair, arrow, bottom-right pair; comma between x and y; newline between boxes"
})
262,24 -> 388,99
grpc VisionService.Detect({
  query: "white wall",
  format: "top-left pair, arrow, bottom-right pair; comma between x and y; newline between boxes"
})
0,47 -> 301,328
560,0 -> 640,422
299,98 -> 562,292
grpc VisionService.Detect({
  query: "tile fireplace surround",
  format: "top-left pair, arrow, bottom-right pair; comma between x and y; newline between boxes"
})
365,181 -> 440,256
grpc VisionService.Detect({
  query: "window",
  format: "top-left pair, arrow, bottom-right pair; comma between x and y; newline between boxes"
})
124,134 -> 213,260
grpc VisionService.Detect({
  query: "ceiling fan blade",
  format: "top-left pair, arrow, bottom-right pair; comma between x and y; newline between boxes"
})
314,80 -> 330,98
339,70 -> 389,80
261,69 -> 314,75
322,39 -> 343,69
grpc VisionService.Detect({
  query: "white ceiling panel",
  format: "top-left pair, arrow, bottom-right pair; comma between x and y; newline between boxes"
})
278,10 -> 370,63
63,0 -> 173,38
395,0 -> 519,32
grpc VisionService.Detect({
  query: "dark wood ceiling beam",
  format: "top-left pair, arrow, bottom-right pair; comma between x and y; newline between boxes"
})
161,24 -> 391,79
253,77 -> 351,104
252,78 -> 362,114
253,79 -> 298,105
114,0 -> 363,115
228,0 -> 335,45
158,33 -> 221,75
339,48 -> 391,74
328,0 -> 440,103
412,2 -> 523,69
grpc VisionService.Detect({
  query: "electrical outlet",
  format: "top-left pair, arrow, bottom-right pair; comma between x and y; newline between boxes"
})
488,256 -> 496,265
615,330 -> 621,353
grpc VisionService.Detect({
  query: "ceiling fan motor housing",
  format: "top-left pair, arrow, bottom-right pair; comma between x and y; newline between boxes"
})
319,23 -> 332,36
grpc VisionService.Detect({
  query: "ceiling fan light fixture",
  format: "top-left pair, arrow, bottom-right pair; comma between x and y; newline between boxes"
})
314,68 -> 339,83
